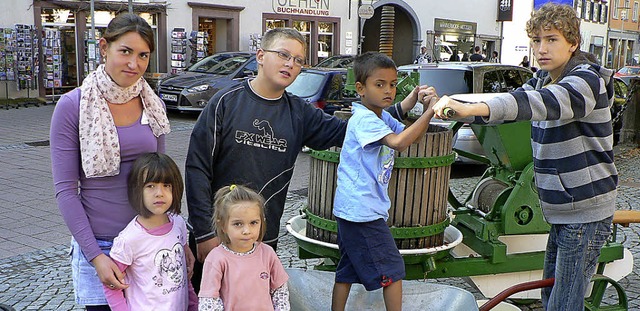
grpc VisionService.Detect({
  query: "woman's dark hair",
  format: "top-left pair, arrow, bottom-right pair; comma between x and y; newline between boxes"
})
103,13 -> 155,53
127,153 -> 183,217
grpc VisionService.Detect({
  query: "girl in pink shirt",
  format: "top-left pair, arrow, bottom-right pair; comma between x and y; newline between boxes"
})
198,185 -> 290,311
103,153 -> 198,310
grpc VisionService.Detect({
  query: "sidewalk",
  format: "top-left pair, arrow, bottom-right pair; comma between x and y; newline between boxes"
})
0,104 -> 638,310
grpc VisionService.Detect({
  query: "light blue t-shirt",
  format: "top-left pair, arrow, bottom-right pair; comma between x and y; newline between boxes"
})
333,102 -> 405,222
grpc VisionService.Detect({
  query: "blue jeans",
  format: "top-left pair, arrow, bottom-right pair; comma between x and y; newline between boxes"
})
70,238 -> 113,306
542,216 -> 612,311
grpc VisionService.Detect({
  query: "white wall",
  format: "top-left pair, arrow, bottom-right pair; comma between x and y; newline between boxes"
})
404,0 -> 502,42
0,1 -> 34,27
501,0 -> 533,67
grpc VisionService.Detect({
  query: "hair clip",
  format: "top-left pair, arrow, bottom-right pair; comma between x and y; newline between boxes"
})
229,184 -> 237,191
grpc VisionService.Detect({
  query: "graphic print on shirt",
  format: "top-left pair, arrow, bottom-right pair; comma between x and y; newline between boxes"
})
260,271 -> 270,280
378,147 -> 394,184
234,119 -> 287,152
152,242 -> 185,295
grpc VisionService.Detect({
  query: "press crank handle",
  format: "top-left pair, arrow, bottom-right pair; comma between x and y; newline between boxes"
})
443,107 -> 456,118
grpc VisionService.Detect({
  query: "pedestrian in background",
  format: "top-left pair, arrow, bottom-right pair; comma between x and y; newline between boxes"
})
520,55 -> 530,68
50,13 -> 191,310
330,51 -> 438,311
470,46 -> 484,61
432,3 -> 615,310
185,27 -> 431,293
414,46 -> 431,64
198,185 -> 290,310
489,51 -> 499,63
104,153 -> 197,311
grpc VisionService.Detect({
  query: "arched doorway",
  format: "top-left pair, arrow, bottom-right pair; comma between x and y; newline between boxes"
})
360,1 -> 419,66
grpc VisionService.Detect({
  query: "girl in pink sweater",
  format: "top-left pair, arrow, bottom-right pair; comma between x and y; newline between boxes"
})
198,185 -> 290,311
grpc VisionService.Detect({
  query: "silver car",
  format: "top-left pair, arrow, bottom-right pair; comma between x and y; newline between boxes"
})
398,62 -> 533,164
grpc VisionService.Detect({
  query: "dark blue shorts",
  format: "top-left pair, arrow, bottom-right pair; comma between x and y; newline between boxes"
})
335,217 -> 405,291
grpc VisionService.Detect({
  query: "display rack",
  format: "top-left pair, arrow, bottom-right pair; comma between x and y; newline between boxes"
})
14,24 -> 37,92
2,28 -> 15,82
84,30 -> 101,77
170,28 -> 187,74
188,30 -> 207,66
44,28 -> 62,103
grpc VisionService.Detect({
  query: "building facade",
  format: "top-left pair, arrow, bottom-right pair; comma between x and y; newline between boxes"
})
1,0 -> 629,100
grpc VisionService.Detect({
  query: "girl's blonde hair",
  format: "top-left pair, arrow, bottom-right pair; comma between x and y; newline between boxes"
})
127,153 -> 183,217
213,185 -> 266,245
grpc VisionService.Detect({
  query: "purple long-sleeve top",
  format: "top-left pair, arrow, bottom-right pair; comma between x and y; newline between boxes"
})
50,88 -> 165,261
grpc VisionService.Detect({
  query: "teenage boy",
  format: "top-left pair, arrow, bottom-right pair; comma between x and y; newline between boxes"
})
432,4 -> 616,310
185,28 -> 433,292
331,52 -> 437,311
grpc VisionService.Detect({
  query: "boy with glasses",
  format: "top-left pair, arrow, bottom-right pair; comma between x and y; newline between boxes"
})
185,27 -> 433,293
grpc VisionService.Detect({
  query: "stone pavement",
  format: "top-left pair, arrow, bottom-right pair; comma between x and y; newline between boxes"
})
0,104 -> 638,310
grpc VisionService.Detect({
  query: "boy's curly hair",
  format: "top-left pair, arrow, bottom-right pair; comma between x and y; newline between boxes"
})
526,3 -> 581,47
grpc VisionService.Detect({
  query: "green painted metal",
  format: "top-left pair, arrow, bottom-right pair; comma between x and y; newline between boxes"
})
309,150 -> 339,163
304,209 -> 450,239
309,149 -> 456,168
500,163 -> 551,234
294,240 -> 625,280
585,275 -> 628,311
471,121 -> 533,172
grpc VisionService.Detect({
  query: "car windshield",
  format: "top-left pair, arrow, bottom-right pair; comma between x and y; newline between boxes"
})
400,68 -> 472,95
286,71 -> 326,97
188,54 -> 251,75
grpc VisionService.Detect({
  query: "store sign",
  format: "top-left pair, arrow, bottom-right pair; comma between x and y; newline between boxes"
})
497,0 -> 513,21
272,0 -> 330,16
358,4 -> 374,19
434,18 -> 476,35
533,0 -> 573,9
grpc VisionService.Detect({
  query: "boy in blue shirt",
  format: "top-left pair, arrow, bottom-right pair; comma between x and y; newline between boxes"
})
331,52 -> 437,311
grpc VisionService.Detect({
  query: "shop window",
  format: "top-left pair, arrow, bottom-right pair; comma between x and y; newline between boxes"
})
266,19 -> 286,30
601,5 -> 608,23
294,21 -> 312,65
318,22 -> 334,63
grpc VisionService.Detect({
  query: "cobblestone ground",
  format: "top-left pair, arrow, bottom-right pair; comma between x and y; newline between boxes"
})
0,103 -> 638,310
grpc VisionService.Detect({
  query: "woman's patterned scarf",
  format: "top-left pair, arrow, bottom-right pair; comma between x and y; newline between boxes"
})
79,64 -> 170,178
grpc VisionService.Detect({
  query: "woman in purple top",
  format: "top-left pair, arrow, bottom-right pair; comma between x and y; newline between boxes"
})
50,13 -> 176,310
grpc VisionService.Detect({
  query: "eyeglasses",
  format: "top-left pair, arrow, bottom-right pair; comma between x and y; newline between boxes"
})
262,49 -> 305,67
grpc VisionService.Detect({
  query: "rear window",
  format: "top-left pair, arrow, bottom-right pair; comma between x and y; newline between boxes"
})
286,71 -> 326,97
188,54 -> 251,75
401,68 -> 472,95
